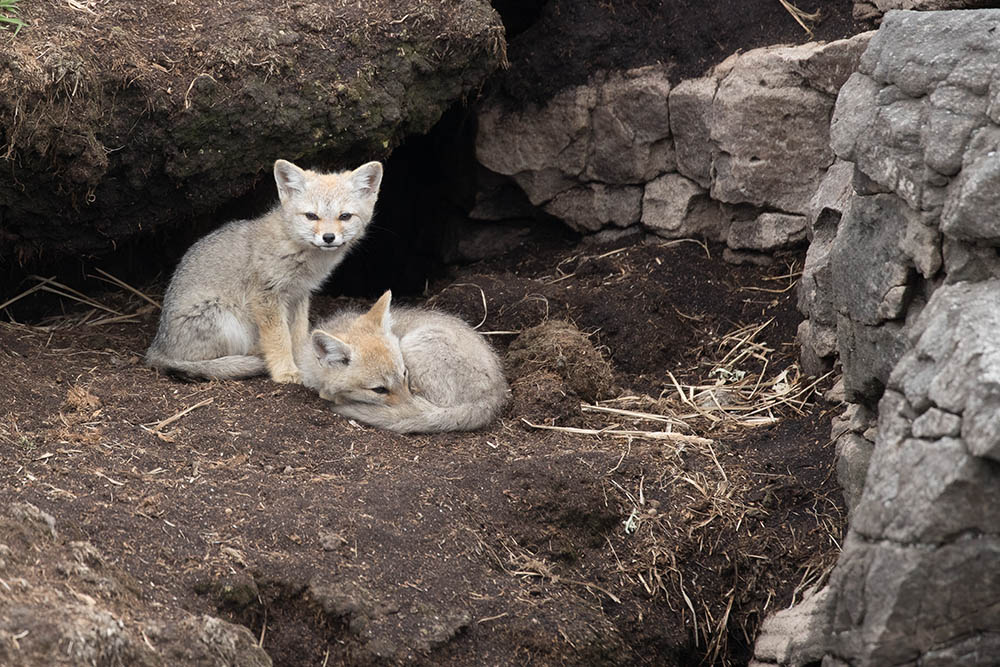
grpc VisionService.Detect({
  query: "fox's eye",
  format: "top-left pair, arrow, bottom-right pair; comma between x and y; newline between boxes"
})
304,212 -> 319,221
370,386 -> 389,395
338,212 -> 352,221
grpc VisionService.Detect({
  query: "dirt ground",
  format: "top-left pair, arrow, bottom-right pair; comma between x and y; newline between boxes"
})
0,230 -> 844,666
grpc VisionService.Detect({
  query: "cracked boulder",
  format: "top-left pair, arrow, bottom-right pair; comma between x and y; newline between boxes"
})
708,37 -> 870,215
477,65 -> 675,232
754,279 -> 1000,666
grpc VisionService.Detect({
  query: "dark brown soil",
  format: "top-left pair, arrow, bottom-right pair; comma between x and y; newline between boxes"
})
493,0 -> 867,107
0,231 -> 845,666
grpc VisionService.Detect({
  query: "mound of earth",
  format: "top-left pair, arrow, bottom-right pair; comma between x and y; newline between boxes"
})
0,0 -> 504,279
507,319 -> 618,404
0,231 -> 844,665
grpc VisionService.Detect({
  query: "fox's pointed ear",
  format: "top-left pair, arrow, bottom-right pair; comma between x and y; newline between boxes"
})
351,161 -> 383,198
274,159 -> 307,203
367,290 -> 393,334
312,330 -> 351,367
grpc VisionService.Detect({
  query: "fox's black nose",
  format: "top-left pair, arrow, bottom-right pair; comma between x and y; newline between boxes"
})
322,233 -> 337,244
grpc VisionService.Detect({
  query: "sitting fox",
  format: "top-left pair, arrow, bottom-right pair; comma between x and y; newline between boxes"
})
146,159 -> 383,383
300,291 -> 509,433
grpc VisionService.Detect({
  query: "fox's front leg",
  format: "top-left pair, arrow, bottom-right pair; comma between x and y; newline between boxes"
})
252,294 -> 300,384
289,296 -> 311,354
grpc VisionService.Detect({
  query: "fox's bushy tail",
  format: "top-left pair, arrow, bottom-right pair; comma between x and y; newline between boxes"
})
145,349 -> 267,381
333,393 -> 507,433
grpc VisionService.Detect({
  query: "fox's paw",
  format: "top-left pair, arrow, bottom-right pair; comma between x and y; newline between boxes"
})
270,368 -> 302,384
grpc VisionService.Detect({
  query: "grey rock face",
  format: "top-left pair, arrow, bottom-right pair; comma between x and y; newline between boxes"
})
830,403 -> 877,515
797,160 -> 855,373
476,66 -> 674,211
545,183 -> 644,233
757,281 -> 1000,666
727,213 -> 808,251
709,46 -> 839,214
808,9 -> 1000,404
854,0 -> 995,21
640,172 -> 728,241
476,35 -> 870,252
586,67 -> 675,184
762,12 -> 1000,665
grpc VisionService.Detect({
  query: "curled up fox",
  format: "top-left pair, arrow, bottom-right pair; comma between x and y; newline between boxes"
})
146,159 -> 383,383
299,291 -> 510,433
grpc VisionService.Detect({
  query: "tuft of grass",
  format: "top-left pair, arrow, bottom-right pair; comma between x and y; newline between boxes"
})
0,0 -> 26,35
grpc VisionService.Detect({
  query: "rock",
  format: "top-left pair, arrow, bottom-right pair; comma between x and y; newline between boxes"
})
585,66 -> 674,184
796,320 -> 836,376
477,85 -> 596,204
758,11 -> 1000,664
854,0 -> 993,21
941,236 -> 1000,283
544,184 -> 643,232
476,64 -> 675,214
478,34 -> 870,239
830,403 -> 877,514
721,249 -> 773,266
835,432 -> 875,514
441,219 -> 534,264
640,172 -> 727,241
751,586 -> 833,666
468,169 -> 545,222
1,0 -> 506,273
940,131 -> 1000,242
709,41 -> 864,214
669,77 -> 717,188
726,212 -> 808,251
835,313 -> 909,404
807,159 -> 855,233
831,10 -> 1000,212
831,194 -> 914,327
796,162 -> 850,375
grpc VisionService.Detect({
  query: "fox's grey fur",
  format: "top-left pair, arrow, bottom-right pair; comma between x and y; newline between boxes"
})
146,159 -> 383,382
299,291 -> 509,433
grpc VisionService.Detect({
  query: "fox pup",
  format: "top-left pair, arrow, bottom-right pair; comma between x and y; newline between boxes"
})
146,159 -> 383,383
299,291 -> 510,433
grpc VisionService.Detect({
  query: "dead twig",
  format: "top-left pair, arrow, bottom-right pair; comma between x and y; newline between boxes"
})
141,398 -> 214,435
521,418 -> 714,446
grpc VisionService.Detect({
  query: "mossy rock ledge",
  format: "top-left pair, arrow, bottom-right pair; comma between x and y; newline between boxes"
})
0,0 -> 504,269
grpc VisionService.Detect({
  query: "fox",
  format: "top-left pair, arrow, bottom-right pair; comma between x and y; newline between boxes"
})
146,158 -> 383,383
299,291 -> 510,433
